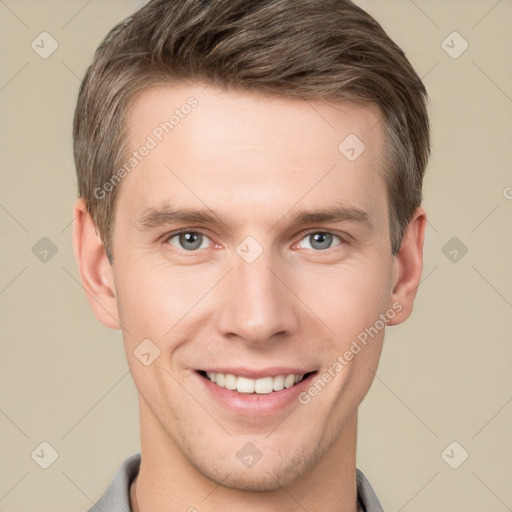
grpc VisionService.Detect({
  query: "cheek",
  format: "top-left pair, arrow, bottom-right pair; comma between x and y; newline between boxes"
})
113,258 -> 223,368
113,247 -> 393,355
294,257 -> 392,341
114,260 -> 202,329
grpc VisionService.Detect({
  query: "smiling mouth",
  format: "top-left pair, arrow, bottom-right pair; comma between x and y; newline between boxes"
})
197,370 -> 317,394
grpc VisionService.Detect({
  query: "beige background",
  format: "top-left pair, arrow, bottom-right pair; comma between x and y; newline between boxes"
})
1,0 -> 511,511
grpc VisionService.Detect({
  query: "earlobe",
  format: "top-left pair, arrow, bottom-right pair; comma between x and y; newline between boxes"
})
387,207 -> 427,326
72,198 -> 121,329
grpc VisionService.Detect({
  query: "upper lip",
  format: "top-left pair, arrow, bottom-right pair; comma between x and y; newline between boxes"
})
198,367 -> 317,379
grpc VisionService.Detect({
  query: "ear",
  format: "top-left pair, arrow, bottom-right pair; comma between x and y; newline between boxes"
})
387,207 -> 426,326
72,198 -> 121,329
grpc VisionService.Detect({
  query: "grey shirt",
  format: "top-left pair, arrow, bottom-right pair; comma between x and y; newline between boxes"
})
87,453 -> 385,512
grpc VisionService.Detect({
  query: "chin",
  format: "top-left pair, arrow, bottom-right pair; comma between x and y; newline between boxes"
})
206,465 -> 303,492
191,445 -> 318,492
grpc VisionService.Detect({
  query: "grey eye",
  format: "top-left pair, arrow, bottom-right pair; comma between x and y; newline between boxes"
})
168,232 -> 208,251
298,232 -> 341,251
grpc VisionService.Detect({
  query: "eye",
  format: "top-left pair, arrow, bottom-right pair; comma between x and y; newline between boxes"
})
297,231 -> 343,251
166,231 -> 213,251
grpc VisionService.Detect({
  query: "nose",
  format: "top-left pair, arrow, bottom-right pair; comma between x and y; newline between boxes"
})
214,249 -> 300,347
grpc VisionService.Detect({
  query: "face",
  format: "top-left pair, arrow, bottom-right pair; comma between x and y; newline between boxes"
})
101,83 -> 402,489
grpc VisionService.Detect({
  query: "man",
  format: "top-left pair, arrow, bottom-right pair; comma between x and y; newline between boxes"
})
72,0 -> 430,510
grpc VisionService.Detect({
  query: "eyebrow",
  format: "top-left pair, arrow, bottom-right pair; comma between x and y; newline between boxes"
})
135,204 -> 371,232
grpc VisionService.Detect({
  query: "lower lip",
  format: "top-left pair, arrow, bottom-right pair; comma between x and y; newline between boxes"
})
196,371 -> 317,416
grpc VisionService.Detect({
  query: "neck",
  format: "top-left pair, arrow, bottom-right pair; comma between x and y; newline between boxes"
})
131,400 -> 361,512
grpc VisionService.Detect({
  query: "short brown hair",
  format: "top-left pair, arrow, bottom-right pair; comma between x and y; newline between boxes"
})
73,0 -> 430,262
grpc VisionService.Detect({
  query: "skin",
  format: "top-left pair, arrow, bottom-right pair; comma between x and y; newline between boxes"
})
73,83 -> 426,512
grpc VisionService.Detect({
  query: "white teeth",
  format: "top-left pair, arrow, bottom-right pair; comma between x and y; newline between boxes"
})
284,374 -> 295,389
236,376 -> 254,393
205,372 -> 305,394
224,373 -> 237,390
254,376 -> 274,394
273,375 -> 284,391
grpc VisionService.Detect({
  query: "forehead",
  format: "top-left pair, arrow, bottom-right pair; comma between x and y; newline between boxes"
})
120,83 -> 387,226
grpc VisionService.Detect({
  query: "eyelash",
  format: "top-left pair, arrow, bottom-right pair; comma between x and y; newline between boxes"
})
163,229 -> 348,255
